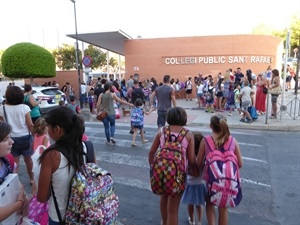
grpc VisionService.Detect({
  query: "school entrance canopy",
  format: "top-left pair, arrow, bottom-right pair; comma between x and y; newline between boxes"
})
66,30 -> 132,55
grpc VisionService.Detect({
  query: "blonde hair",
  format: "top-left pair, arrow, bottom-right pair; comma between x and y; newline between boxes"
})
32,117 -> 47,136
210,114 -> 230,149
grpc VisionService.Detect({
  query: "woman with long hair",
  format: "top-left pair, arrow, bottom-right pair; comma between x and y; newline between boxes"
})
96,82 -> 134,145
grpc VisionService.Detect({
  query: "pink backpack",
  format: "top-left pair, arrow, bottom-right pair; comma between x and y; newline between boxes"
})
204,135 -> 242,208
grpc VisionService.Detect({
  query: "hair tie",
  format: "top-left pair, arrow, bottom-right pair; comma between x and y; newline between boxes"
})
72,114 -> 77,122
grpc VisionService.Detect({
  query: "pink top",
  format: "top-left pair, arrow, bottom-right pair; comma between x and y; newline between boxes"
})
33,134 -> 50,152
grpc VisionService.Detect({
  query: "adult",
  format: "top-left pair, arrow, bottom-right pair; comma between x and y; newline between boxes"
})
185,77 -> 193,101
268,69 -> 281,119
234,67 -> 244,85
80,82 -> 87,109
285,65 -> 293,91
0,86 -> 34,185
215,78 -> 225,112
23,84 -> 42,123
265,65 -> 272,86
97,83 -> 134,145
126,75 -> 134,90
0,122 -> 28,222
222,71 -> 231,110
255,72 -> 268,115
150,75 -> 177,128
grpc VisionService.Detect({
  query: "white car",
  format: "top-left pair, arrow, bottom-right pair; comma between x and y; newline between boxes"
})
31,86 -> 66,114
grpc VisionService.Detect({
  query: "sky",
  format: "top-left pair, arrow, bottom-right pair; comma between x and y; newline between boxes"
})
0,0 -> 299,50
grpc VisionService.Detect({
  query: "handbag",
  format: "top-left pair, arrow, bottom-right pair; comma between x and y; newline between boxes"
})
96,94 -> 108,121
263,86 -> 268,94
27,194 -> 49,225
268,85 -> 282,95
96,109 -> 107,121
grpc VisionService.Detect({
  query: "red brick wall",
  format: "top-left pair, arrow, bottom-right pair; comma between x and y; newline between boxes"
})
25,70 -> 81,98
124,34 -> 282,84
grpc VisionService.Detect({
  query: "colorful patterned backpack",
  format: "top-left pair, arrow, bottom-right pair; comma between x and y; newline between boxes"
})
150,126 -> 188,197
204,135 -> 242,208
65,164 -> 119,224
52,141 -> 119,225
130,107 -> 144,126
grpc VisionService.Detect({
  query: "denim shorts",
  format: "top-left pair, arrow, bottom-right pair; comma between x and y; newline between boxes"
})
133,125 -> 144,130
241,101 -> 251,111
271,94 -> 279,103
11,135 -> 33,157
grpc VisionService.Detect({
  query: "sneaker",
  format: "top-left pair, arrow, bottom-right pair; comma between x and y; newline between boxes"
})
129,130 -> 134,134
142,139 -> 149,143
210,111 -> 214,113
188,217 -> 195,225
106,141 -> 113,145
228,113 -> 232,116
110,138 -> 116,144
240,118 -> 246,122
131,142 -> 137,147
240,112 -> 244,115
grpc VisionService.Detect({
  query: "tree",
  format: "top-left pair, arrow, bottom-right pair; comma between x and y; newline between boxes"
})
52,44 -> 82,70
83,45 -> 107,69
1,42 -> 56,84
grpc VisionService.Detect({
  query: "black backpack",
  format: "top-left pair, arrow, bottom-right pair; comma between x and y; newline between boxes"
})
131,87 -> 144,104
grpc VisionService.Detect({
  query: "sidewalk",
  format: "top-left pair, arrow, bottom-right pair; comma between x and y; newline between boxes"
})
82,92 -> 300,131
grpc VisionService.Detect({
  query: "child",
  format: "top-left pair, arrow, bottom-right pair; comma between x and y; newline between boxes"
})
32,117 -> 50,152
239,80 -> 254,123
181,131 -> 207,225
233,84 -> 242,115
197,114 -> 243,225
37,107 -> 95,224
0,121 -> 27,222
196,81 -> 204,108
205,81 -> 215,113
88,88 -> 96,114
131,98 -> 155,147
227,85 -> 235,116
67,95 -> 81,114
148,107 -> 196,225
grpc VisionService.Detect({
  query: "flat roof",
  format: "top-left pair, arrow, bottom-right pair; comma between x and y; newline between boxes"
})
66,30 -> 132,55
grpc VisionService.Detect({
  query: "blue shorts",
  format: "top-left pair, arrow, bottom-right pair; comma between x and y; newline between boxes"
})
133,125 -> 144,130
11,135 -> 33,157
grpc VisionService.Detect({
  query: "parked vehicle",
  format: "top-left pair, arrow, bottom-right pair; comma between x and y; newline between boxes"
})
30,86 -> 66,114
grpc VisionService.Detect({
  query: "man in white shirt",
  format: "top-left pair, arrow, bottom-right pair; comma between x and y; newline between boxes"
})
80,82 -> 87,109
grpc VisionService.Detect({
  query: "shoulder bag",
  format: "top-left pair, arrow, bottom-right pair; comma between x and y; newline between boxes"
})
96,94 -> 108,121
268,85 -> 282,95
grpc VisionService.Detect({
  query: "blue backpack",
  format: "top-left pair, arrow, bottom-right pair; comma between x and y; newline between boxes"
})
130,107 -> 144,126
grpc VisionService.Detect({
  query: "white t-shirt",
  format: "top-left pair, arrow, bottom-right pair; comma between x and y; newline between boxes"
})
197,84 -> 204,94
0,104 -> 31,137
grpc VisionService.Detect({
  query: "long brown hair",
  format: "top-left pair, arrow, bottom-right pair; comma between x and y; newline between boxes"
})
210,114 -> 230,149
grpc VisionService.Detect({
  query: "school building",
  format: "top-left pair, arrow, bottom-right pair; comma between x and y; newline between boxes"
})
33,31 -> 283,98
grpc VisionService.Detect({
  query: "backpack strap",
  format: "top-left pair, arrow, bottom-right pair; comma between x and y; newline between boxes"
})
83,140 -> 95,163
51,185 -> 64,224
163,126 -> 188,144
205,135 -> 234,152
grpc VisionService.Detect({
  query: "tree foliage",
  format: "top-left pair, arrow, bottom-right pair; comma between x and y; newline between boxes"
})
1,42 -> 56,81
252,15 -> 300,54
52,44 -> 82,70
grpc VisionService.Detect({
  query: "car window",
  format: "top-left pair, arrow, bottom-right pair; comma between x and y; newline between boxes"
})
41,89 -> 58,95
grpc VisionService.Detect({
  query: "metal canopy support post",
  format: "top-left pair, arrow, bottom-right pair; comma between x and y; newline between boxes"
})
70,0 -> 81,99
280,31 -> 290,120
294,47 -> 300,95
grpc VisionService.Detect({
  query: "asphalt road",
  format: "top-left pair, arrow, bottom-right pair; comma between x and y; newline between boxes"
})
18,122 -> 300,225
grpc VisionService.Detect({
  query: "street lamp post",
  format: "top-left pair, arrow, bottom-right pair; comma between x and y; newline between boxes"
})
70,0 -> 81,100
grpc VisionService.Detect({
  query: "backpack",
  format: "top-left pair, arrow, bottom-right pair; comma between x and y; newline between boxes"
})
150,126 -> 188,197
248,106 -> 258,120
130,107 -> 144,126
52,141 -> 119,225
204,136 -> 242,208
131,87 -> 144,104
205,87 -> 214,102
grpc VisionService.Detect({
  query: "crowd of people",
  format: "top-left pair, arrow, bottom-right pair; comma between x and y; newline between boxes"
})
0,65 -> 285,225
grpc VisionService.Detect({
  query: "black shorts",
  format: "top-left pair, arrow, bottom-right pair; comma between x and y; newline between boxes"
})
186,89 -> 192,94
286,76 -> 292,82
